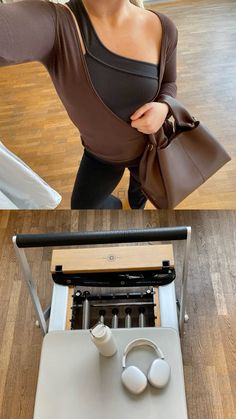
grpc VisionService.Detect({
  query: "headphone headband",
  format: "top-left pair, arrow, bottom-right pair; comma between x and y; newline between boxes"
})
122,338 -> 164,369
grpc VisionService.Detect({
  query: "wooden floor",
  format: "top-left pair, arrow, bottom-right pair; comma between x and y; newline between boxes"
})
0,209 -> 235,418
0,0 -> 235,209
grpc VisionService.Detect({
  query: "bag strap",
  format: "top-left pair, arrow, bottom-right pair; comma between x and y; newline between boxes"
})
158,95 -> 198,128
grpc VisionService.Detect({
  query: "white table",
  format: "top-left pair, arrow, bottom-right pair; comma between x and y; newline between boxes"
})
34,327 -> 188,419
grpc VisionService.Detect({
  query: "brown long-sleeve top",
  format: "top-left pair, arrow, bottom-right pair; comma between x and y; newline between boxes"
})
0,0 -> 178,163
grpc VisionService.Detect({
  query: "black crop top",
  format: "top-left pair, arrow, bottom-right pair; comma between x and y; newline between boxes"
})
67,0 -> 159,122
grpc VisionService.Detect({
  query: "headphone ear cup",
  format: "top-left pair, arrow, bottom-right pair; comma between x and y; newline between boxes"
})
122,366 -> 147,395
148,359 -> 170,389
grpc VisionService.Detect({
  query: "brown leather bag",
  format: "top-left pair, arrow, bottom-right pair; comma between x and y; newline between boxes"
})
139,95 -> 231,208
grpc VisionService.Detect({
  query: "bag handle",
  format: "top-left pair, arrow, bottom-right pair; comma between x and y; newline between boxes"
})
158,95 -> 198,129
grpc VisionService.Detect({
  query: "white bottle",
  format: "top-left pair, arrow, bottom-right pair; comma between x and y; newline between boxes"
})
90,322 -> 117,357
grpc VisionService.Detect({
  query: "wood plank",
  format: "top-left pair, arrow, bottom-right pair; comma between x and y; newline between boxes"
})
50,244 -> 174,273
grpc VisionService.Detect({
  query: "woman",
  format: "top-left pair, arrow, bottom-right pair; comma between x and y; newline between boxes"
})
0,0 -> 178,209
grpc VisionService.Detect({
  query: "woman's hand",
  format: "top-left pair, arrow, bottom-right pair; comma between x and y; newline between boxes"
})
130,101 -> 169,134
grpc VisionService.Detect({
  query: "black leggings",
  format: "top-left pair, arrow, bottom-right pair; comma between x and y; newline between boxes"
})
71,150 -> 147,209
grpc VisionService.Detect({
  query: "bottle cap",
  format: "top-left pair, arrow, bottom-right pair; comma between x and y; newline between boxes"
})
90,322 -> 106,339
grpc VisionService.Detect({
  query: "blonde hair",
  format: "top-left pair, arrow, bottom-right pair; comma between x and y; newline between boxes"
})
129,0 -> 144,8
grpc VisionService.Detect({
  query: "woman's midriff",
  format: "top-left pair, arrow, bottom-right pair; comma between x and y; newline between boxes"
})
84,147 -> 143,168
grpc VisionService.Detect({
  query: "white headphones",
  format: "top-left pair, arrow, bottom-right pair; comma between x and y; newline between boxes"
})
121,338 -> 171,395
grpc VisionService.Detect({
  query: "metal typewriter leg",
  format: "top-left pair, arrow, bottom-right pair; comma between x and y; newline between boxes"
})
99,310 -> 105,324
125,308 -> 132,328
176,299 -> 189,324
112,309 -> 119,328
179,227 -> 191,336
35,305 -> 51,327
13,237 -> 48,335
138,308 -> 145,328
82,291 -> 90,329
43,305 -> 51,321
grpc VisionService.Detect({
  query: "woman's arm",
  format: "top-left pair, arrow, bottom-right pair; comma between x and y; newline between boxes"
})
130,17 -> 178,134
157,18 -> 178,101
0,0 -> 56,67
